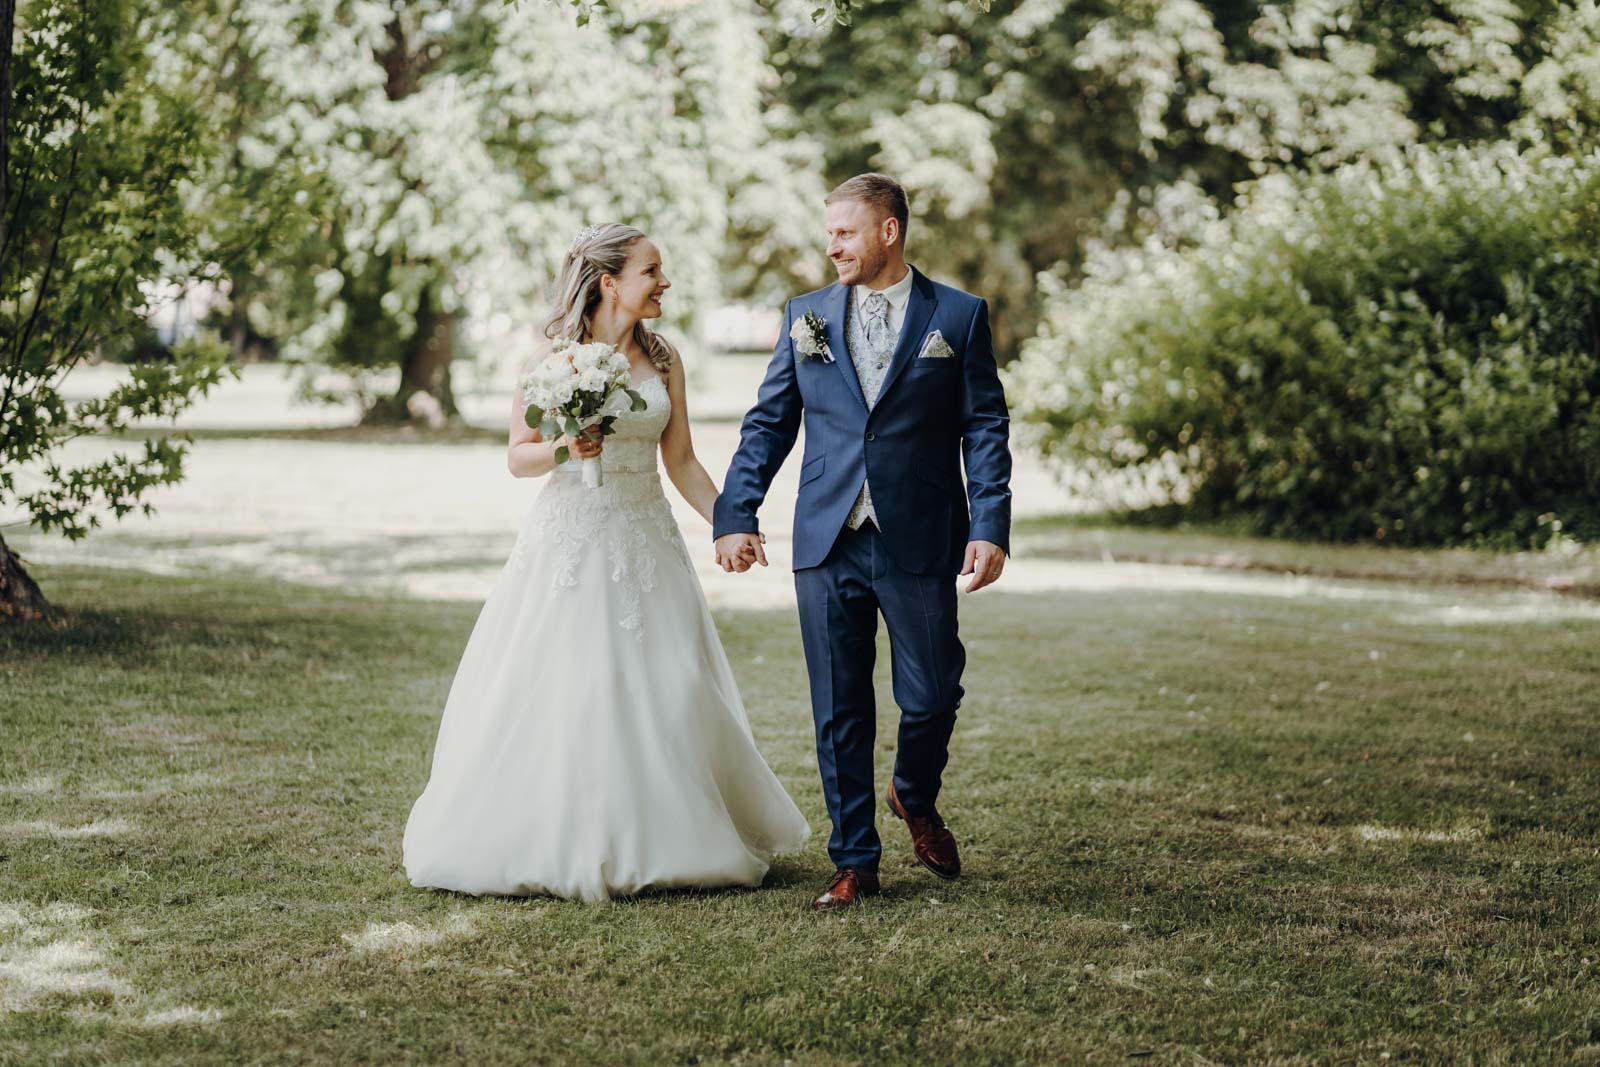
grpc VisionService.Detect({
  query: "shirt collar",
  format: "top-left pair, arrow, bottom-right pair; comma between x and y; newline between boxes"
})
855,266 -> 914,311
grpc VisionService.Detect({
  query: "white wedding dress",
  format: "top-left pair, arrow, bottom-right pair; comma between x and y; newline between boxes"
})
403,374 -> 810,901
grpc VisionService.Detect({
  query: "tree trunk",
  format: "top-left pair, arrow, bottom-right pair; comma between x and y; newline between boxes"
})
359,17 -> 457,428
1,0 -> 15,258
361,285 -> 459,426
1,12 -> 55,626
0,532 -> 54,624
219,273 -> 277,363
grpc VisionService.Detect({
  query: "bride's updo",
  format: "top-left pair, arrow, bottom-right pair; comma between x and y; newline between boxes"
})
544,223 -> 676,375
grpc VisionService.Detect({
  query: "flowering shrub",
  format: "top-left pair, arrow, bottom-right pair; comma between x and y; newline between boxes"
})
1008,145 -> 1600,547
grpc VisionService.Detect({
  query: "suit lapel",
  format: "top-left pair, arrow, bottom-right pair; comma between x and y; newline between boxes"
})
875,267 -> 938,404
820,283 -> 866,411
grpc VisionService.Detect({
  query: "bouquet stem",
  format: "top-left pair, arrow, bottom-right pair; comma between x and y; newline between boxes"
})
582,455 -> 603,488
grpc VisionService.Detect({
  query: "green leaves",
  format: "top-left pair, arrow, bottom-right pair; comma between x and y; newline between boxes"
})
2,1 -> 257,546
624,389 -> 647,413
553,445 -> 571,466
1010,145 -> 1600,548
809,2 -> 852,26
524,405 -> 545,430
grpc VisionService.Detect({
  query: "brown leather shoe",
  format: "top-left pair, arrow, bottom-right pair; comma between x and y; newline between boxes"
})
886,780 -> 960,880
810,867 -> 880,911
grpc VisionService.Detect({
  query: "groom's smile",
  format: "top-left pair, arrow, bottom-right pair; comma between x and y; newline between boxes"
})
825,198 -> 897,288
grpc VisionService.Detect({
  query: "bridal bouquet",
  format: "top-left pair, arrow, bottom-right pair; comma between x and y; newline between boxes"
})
521,340 -> 647,488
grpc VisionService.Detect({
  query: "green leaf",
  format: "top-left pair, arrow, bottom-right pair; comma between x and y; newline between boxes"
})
539,417 -> 560,439
524,405 -> 544,430
563,416 -> 581,437
599,415 -> 618,434
553,445 -> 570,465
625,388 -> 647,412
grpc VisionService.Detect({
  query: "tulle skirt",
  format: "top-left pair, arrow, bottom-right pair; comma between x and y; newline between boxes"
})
402,470 -> 811,901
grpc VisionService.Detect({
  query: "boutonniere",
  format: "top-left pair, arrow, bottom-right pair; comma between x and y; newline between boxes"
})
789,310 -> 833,363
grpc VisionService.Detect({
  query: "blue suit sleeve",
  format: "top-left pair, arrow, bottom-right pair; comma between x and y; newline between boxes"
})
713,301 -> 804,540
960,299 -> 1013,553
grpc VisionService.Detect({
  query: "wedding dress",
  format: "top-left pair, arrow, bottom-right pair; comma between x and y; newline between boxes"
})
402,373 -> 810,901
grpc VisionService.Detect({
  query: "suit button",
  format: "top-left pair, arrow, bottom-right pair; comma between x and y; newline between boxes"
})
865,432 -> 876,441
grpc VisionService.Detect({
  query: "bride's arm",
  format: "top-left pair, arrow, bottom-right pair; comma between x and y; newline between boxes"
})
659,351 -> 719,524
507,343 -> 597,478
506,386 -> 565,478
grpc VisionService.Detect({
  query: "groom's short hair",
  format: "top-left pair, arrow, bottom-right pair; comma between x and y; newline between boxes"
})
826,174 -> 909,246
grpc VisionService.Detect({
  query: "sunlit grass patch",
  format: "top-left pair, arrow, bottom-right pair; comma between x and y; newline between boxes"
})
1353,823 -> 1485,844
0,777 -> 60,797
0,902 -> 129,1015
135,1005 -> 227,1027
341,913 -> 479,957
0,819 -> 135,840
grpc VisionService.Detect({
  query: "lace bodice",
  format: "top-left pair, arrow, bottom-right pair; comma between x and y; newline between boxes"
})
551,374 -> 672,478
508,375 -> 691,635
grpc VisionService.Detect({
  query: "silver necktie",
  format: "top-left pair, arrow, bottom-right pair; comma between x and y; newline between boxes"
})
862,291 -> 891,357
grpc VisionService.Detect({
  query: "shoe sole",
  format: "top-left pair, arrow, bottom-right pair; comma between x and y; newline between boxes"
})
810,884 -> 881,910
885,791 -> 960,881
810,897 -> 866,911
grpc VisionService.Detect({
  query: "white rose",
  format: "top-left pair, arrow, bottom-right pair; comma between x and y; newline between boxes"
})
790,317 -> 823,357
534,359 -> 566,386
577,366 -> 609,394
551,380 -> 575,406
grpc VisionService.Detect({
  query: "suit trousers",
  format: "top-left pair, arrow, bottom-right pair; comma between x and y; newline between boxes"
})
794,521 -> 966,871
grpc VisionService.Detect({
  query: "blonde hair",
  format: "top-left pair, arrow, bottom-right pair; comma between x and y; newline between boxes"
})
543,223 -> 676,374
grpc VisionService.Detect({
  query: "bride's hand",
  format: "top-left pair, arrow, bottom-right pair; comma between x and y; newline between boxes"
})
569,428 -> 604,459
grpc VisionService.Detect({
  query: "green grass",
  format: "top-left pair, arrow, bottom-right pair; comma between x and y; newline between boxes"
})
3,562 -> 1600,1063
1016,513 -> 1600,596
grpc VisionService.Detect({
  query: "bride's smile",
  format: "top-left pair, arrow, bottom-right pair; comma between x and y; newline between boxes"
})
609,240 -> 671,321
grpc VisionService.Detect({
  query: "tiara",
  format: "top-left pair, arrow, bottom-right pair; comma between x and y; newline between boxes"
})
568,224 -> 606,255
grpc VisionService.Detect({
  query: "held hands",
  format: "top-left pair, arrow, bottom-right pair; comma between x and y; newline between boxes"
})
961,539 -> 1006,593
714,532 -> 766,573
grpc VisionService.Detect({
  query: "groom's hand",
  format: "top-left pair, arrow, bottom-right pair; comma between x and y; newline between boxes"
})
961,540 -> 1006,593
714,532 -> 767,573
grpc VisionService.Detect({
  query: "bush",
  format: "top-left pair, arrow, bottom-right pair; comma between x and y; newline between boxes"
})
1008,145 -> 1600,548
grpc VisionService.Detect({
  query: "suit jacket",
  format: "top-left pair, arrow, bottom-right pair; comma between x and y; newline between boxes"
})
713,266 -> 1012,575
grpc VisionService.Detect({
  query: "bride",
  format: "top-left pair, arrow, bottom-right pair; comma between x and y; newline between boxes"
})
402,223 -> 810,901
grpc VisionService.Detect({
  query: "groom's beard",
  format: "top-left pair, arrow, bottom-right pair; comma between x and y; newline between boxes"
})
836,245 -> 888,286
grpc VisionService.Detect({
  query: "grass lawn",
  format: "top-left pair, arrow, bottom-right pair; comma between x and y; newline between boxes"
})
3,560 -> 1599,1063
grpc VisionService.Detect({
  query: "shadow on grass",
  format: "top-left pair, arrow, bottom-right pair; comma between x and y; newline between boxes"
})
1015,511 -> 1600,597
108,413 -> 747,446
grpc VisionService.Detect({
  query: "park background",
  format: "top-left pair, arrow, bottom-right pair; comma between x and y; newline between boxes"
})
3,0 -> 1600,1061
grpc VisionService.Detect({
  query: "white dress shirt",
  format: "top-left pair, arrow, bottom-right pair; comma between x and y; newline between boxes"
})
852,267 -> 914,336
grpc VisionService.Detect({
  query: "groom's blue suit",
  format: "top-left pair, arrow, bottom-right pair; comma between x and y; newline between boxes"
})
714,266 -> 1012,871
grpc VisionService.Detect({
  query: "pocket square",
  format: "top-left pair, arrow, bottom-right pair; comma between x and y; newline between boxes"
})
917,331 -> 955,359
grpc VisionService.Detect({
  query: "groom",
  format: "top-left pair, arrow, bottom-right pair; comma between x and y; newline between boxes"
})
714,174 -> 1012,910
